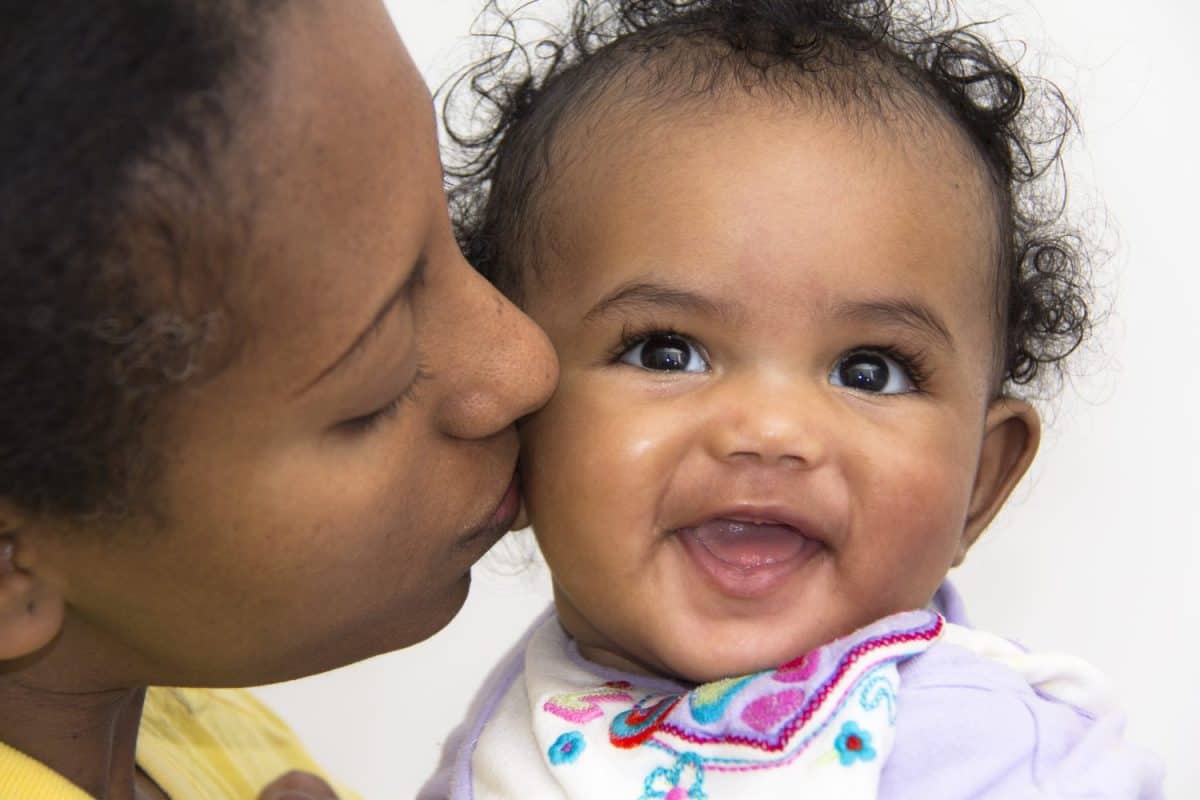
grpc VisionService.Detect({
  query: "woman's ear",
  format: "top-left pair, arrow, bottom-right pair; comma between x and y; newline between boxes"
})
0,513 -> 66,661
956,397 -> 1041,565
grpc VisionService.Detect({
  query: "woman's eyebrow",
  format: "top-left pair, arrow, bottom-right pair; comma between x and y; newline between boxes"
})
583,280 -> 745,324
295,256 -> 428,397
832,298 -> 955,349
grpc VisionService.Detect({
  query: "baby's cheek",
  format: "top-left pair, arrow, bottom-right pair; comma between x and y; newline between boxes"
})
521,384 -> 645,535
851,435 -> 974,579
525,384 -> 700,590
897,462 -> 973,570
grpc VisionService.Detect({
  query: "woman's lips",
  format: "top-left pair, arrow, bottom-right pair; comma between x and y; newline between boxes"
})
457,472 -> 521,552
488,473 -> 522,530
676,518 -> 821,598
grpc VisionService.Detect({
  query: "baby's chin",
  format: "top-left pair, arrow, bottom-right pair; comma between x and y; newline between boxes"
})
662,644 -> 818,686
579,632 -> 828,686
558,589 -> 873,685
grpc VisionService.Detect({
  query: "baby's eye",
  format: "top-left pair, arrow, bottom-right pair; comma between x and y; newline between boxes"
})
618,333 -> 709,373
829,350 -> 915,394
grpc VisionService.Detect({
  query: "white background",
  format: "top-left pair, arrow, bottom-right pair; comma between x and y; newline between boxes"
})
254,1 -> 1200,796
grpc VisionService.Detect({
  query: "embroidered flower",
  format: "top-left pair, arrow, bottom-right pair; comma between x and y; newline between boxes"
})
548,731 -> 587,765
834,721 -> 877,766
641,752 -> 707,800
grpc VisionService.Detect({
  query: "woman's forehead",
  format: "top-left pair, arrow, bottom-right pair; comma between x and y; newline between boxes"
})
213,0 -> 440,393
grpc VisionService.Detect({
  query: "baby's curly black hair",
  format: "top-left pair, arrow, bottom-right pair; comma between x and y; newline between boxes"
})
443,0 -> 1092,393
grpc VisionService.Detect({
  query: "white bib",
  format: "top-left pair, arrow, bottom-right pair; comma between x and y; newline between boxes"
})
467,610 -> 945,800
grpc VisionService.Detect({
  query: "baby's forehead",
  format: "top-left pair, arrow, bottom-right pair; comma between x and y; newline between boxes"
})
530,97 -> 1000,342
539,86 -> 1001,273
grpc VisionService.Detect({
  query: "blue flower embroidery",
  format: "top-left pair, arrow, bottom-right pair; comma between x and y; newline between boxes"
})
641,752 -> 707,800
548,730 -> 587,765
834,721 -> 877,766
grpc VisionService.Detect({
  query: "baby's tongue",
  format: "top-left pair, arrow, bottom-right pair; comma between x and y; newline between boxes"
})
689,519 -> 811,570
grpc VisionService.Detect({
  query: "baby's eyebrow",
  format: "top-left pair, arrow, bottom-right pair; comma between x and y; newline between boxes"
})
583,280 -> 746,324
832,298 -> 955,350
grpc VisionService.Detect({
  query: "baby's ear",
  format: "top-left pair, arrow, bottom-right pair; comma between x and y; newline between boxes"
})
0,509 -> 66,661
956,397 -> 1041,565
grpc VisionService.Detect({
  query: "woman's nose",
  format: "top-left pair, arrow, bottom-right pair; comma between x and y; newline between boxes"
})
705,379 -> 828,469
431,256 -> 558,440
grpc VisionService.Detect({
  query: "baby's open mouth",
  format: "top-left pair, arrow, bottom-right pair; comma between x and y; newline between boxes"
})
686,518 -> 817,571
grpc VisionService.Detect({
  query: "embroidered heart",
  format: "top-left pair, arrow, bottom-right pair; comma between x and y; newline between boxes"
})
688,675 -> 756,724
739,688 -> 807,733
774,649 -> 821,683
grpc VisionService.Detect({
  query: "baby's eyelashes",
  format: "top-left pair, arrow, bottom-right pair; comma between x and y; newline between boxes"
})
607,319 -> 931,395
829,348 -> 926,395
616,330 -> 711,373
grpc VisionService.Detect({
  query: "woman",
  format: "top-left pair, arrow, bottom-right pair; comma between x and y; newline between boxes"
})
0,1 -> 556,797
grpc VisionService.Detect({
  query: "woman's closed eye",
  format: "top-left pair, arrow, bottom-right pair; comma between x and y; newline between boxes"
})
337,362 -> 431,434
617,331 -> 710,373
829,347 -> 927,395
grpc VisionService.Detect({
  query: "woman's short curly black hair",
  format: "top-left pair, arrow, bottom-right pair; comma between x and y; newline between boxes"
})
443,0 -> 1091,395
0,1 -> 284,517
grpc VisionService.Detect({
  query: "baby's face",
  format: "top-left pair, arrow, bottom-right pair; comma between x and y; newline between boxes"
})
518,102 -> 1038,683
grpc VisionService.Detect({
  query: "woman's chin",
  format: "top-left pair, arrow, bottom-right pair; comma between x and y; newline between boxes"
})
225,575 -> 475,686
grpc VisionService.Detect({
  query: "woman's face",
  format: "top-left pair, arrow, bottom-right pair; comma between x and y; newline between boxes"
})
27,0 -> 557,687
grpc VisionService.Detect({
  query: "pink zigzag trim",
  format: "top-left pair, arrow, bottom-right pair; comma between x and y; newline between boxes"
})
654,613 -> 943,753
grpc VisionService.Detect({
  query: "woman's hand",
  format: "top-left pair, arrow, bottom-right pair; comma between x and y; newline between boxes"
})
258,770 -> 341,800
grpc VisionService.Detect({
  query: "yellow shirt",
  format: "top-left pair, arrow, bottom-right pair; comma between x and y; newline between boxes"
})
0,687 -> 359,800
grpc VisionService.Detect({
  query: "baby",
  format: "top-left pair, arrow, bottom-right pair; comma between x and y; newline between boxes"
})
423,0 -> 1163,797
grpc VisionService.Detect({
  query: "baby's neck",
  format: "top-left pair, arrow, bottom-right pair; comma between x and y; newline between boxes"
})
575,640 -> 672,681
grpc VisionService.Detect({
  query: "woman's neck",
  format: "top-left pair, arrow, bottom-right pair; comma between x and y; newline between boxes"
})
0,674 -> 147,800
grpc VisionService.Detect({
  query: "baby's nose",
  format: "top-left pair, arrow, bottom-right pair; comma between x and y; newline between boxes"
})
704,380 -> 829,469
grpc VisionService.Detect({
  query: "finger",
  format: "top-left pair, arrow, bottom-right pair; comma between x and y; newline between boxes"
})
258,770 -> 340,800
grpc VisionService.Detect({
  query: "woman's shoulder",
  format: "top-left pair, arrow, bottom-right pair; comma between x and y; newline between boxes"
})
0,739 -> 95,800
140,686 -> 360,800
143,687 -> 301,741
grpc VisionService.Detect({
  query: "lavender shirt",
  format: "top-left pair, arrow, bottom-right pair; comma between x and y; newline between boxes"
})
420,584 -> 1164,798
